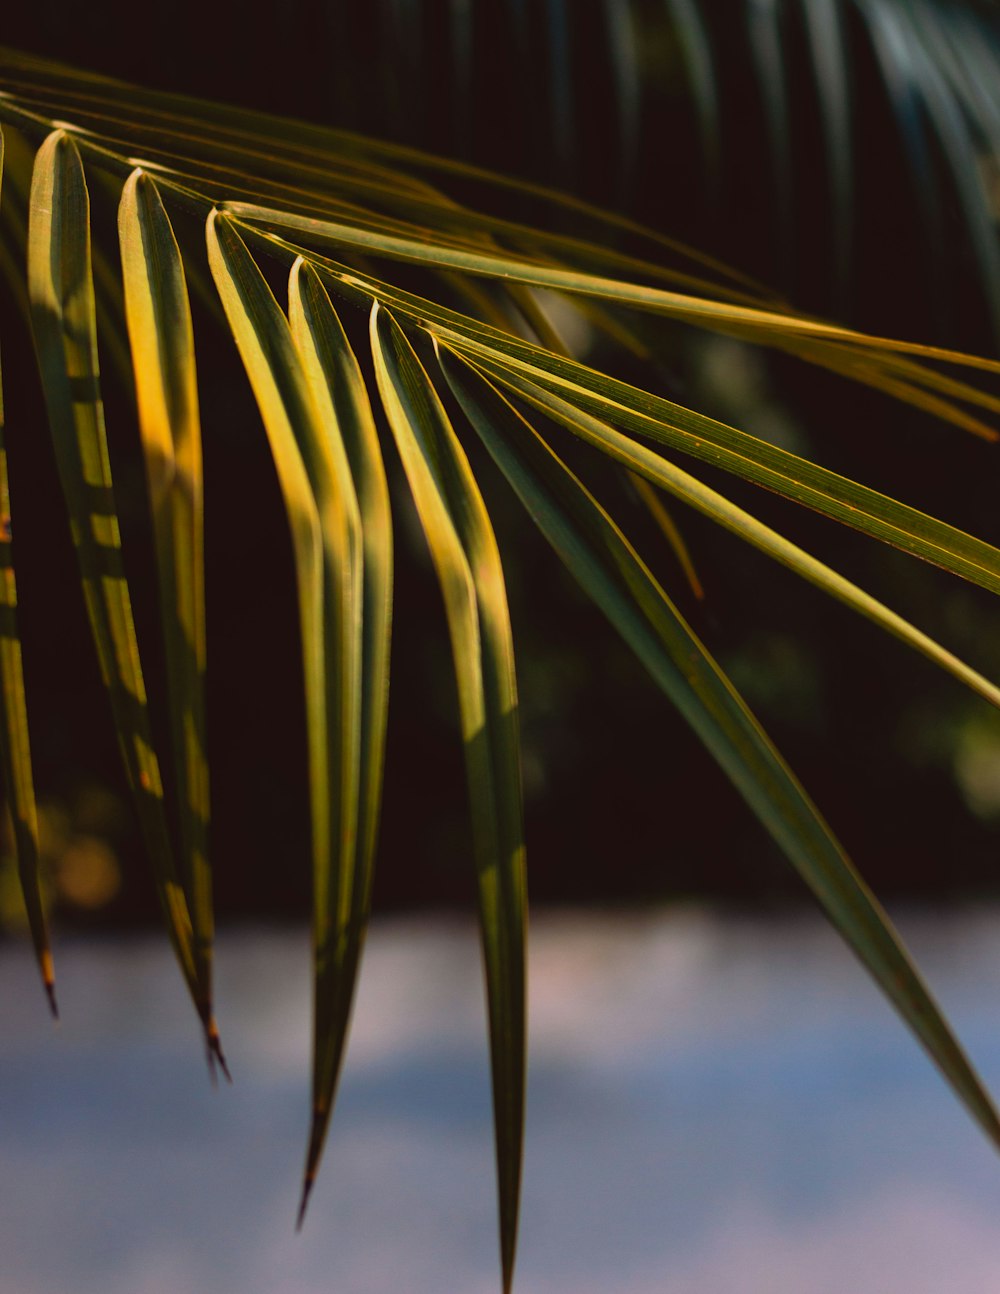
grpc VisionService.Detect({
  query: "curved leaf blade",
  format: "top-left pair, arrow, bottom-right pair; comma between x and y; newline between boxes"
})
206,212 -> 372,1220
118,167 -> 219,1062
439,347 -> 1000,1153
462,350 -> 1000,712
224,202 -> 1000,373
0,123 -> 53,1014
26,129 -> 221,1053
371,305 -> 526,1294
287,257 -> 389,1224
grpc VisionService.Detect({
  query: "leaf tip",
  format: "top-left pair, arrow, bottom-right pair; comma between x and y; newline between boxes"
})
203,1015 -> 232,1086
296,1175 -> 315,1232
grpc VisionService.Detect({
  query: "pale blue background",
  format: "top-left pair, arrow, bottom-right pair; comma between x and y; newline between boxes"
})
3,908 -> 1000,1293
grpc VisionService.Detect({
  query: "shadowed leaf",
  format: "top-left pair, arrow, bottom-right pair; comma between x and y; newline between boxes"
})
457,350 -> 1000,711
118,167 -> 222,1074
439,347 -> 1000,1155
27,128 -> 222,1058
372,305 -> 526,1294
0,124 -> 53,1014
287,257 -> 392,1225
206,213 -> 381,1221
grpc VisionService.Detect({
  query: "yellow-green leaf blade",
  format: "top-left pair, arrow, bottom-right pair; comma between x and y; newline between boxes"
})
372,305 -> 525,1294
118,167 -> 216,1046
286,257 -> 373,1222
0,123 -> 53,1014
206,212 -> 370,1219
439,347 -> 1000,1155
218,234 -> 1000,603
225,203 -> 1000,374
465,353 -> 1000,713
426,322 -> 1000,596
26,128 -> 216,1047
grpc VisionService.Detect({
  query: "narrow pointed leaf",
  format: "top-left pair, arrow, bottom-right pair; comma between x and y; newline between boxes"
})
206,212 -> 371,1218
371,305 -> 525,1294
26,129 -> 222,1052
118,168 -> 219,1064
287,256 -> 391,1223
224,202 -> 1000,374
629,472 -> 704,602
0,124 -> 53,1014
439,348 -> 1000,1153
209,229 -> 1000,604
421,321 -> 1000,595
461,352 -> 1000,711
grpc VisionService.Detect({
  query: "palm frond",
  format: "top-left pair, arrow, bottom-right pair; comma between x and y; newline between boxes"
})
3,43 -> 1000,1291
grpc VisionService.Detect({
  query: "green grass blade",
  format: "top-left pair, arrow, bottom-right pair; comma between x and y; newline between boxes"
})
460,351 -> 1000,711
371,305 -> 525,1294
206,212 -> 370,1219
438,347 -> 1000,1154
287,257 -> 390,1224
118,168 -> 219,1064
26,128 -> 223,1054
0,124 -> 54,1015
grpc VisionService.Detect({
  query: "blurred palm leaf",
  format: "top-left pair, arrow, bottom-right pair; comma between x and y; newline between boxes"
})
327,0 -> 1000,345
3,32 -> 1000,1292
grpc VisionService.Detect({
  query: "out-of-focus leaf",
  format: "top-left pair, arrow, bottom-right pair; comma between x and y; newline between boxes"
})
543,0 -> 574,184
27,128 -> 221,1055
664,0 -> 722,196
629,471 -> 705,601
858,0 -> 1000,344
746,0 -> 794,280
0,124 -> 53,1014
439,346 -> 1000,1154
371,305 -> 525,1294
802,0 -> 852,303
601,0 -> 641,200
118,167 -> 220,1069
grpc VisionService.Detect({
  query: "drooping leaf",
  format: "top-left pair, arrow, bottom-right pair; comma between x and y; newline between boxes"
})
287,257 -> 393,1223
439,346 -> 1000,1153
27,128 -> 223,1059
206,212 -> 376,1220
371,305 -> 526,1294
0,124 -> 53,1015
118,167 -> 219,1067
228,242 -> 1000,600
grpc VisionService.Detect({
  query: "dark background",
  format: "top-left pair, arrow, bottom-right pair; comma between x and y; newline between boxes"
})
2,0 -> 1000,928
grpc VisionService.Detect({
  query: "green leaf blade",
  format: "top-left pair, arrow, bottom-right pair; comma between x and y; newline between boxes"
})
207,213 -> 379,1221
371,305 -> 526,1294
465,353 -> 1000,715
0,123 -> 53,1014
287,257 -> 390,1222
439,347 -> 1000,1156
118,167 -> 216,1044
27,128 -> 218,1050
